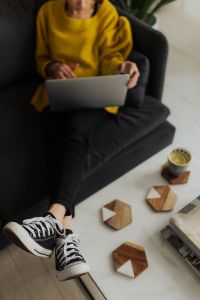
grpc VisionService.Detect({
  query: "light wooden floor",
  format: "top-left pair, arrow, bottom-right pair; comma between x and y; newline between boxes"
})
1,5 -> 200,300
0,244 -> 91,300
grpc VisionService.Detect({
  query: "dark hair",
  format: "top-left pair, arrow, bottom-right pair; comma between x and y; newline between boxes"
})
94,0 -> 103,15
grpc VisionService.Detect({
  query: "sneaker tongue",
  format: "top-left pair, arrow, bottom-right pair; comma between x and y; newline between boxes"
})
43,213 -> 72,236
44,212 -> 65,234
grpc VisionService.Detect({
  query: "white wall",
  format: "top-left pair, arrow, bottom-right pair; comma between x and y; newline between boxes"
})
169,0 -> 200,21
181,0 -> 200,21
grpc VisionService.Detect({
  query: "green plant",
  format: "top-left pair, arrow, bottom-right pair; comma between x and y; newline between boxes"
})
112,0 -> 177,24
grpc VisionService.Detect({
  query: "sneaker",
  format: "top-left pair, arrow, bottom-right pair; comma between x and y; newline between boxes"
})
55,229 -> 90,280
3,212 -> 65,258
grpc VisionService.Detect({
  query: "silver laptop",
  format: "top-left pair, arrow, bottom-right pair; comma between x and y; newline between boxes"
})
45,74 -> 129,111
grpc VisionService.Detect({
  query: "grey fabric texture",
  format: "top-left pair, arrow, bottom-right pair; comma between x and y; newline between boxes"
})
87,96 -> 170,172
0,0 -> 37,89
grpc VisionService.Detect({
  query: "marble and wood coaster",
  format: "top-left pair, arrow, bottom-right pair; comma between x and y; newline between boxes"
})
146,185 -> 177,212
101,199 -> 132,230
161,163 -> 190,185
113,241 -> 148,278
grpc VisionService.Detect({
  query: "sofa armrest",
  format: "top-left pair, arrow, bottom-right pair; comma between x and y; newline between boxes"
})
117,7 -> 169,102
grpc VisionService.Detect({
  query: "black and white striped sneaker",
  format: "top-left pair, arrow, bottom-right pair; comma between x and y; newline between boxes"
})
3,212 -> 65,258
55,229 -> 90,280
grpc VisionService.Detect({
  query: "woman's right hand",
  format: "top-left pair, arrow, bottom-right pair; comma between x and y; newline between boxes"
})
45,62 -> 80,79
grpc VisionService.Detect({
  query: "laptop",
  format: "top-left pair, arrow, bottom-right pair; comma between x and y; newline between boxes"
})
45,74 -> 129,111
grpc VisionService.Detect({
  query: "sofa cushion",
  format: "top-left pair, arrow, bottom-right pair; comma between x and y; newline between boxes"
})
0,78 -> 47,217
86,96 -> 170,173
0,0 -> 38,89
0,77 -> 42,146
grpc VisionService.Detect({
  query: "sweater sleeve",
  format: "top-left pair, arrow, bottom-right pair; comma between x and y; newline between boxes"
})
99,14 -> 133,75
35,4 -> 53,79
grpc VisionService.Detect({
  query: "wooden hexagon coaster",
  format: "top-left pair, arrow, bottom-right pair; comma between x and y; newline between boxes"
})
113,241 -> 148,278
101,199 -> 132,230
146,185 -> 177,212
161,163 -> 190,185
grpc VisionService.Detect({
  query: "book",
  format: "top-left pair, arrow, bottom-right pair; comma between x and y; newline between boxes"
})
161,195 -> 200,277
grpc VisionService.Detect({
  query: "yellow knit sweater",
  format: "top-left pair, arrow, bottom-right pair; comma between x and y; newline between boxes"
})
31,0 -> 133,113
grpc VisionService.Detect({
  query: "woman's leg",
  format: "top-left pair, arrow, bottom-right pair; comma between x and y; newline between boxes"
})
62,215 -> 72,229
125,50 -> 150,108
48,202 -> 72,228
45,108 -> 111,279
45,107 -> 110,225
48,203 -> 67,222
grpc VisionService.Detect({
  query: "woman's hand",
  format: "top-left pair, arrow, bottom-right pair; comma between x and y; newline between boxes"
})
45,62 -> 80,79
118,61 -> 140,89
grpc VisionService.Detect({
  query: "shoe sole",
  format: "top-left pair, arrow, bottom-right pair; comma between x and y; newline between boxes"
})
56,262 -> 90,281
3,222 -> 52,258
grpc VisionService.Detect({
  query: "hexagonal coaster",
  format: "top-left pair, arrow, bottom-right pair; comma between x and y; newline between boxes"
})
101,199 -> 132,230
146,185 -> 177,212
113,241 -> 148,278
161,163 -> 190,185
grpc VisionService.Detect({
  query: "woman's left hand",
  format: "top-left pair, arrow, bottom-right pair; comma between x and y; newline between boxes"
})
118,61 -> 140,89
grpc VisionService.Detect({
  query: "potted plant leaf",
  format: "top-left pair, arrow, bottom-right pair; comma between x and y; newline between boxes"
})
111,0 -> 177,28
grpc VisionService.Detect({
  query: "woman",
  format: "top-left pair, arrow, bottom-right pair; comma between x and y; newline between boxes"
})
3,0 -> 140,281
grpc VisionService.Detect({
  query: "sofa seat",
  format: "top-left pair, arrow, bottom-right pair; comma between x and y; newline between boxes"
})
86,96 -> 170,174
0,78 -> 47,219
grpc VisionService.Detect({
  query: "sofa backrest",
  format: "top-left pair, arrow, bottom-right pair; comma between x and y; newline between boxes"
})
0,0 -> 47,90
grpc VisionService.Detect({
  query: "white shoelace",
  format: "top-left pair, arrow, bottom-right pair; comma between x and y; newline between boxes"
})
56,233 -> 83,267
23,215 -> 65,239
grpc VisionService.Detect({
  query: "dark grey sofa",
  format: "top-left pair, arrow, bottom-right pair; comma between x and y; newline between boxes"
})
0,0 -> 175,249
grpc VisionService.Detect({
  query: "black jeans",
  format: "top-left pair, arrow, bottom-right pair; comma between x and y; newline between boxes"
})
42,107 -> 113,218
